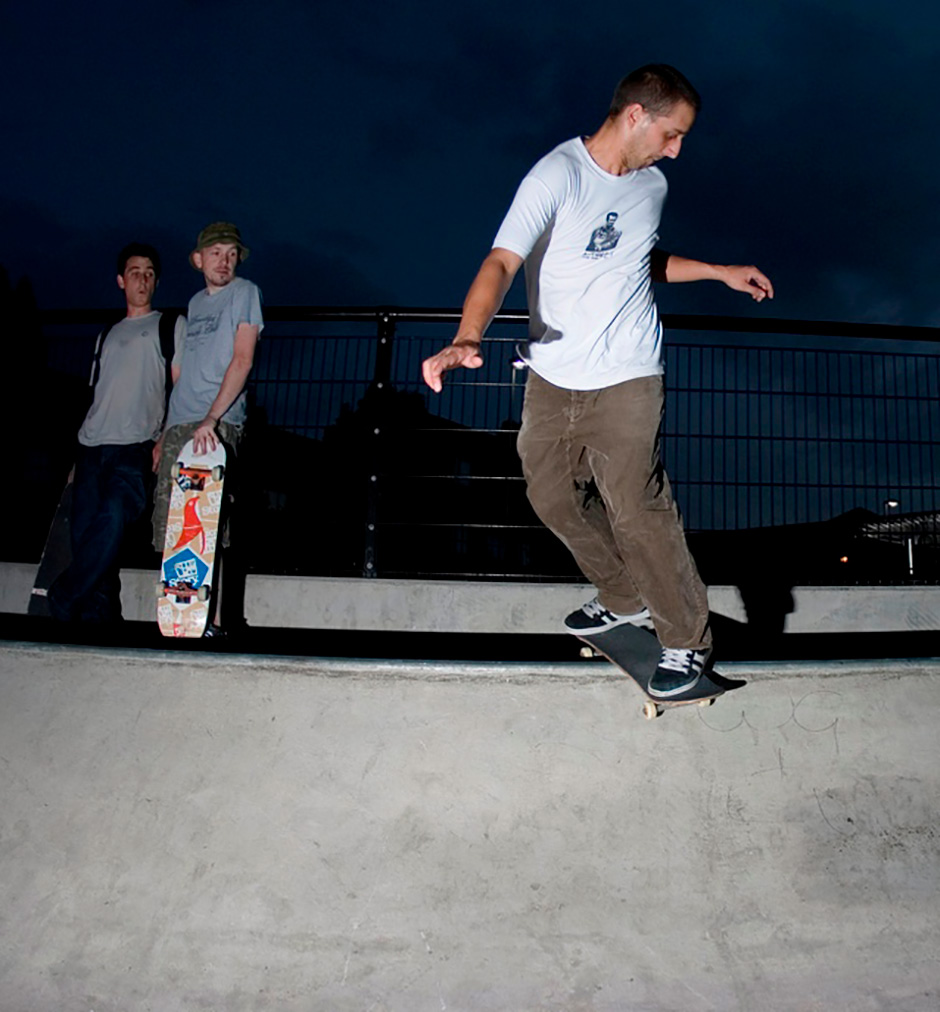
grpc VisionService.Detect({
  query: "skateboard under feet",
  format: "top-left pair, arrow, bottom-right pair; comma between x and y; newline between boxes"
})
574,623 -> 744,720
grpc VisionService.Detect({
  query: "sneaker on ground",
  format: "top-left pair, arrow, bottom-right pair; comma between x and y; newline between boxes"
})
648,647 -> 710,698
563,596 -> 654,635
203,624 -> 227,640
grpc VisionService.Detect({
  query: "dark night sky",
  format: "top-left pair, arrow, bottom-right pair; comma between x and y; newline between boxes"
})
3,0 -> 939,325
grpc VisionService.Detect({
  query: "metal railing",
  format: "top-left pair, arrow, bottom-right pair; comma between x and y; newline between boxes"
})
22,307 -> 940,584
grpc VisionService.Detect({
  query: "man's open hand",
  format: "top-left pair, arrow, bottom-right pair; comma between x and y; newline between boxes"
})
421,341 -> 485,393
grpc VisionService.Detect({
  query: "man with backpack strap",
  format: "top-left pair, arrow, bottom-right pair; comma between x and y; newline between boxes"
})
48,242 -> 185,623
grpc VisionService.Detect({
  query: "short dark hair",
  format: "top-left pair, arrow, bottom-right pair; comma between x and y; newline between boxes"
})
116,242 -> 161,281
609,64 -> 701,119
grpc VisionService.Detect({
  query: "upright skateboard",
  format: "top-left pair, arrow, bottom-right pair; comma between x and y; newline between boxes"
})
574,623 -> 744,720
29,471 -> 75,617
157,438 -> 226,638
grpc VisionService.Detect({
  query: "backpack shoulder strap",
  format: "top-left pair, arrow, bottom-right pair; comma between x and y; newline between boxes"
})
89,320 -> 116,390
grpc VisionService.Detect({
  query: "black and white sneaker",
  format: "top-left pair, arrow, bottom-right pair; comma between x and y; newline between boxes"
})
648,647 -> 710,698
563,596 -> 654,635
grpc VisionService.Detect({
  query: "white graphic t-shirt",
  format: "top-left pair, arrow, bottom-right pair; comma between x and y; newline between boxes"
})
493,137 -> 667,390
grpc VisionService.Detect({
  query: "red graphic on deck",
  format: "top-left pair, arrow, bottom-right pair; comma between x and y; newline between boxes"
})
172,496 -> 206,553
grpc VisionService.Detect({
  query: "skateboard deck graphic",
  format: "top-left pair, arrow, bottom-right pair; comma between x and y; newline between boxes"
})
574,623 -> 745,720
157,439 -> 225,638
29,472 -> 74,617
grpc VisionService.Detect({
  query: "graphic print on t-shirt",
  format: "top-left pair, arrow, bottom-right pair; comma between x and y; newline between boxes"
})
584,211 -> 622,258
186,310 -> 223,344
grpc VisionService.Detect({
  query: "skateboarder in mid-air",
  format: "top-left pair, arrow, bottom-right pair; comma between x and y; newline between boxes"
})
152,222 -> 263,637
422,64 -> 773,698
47,243 -> 184,624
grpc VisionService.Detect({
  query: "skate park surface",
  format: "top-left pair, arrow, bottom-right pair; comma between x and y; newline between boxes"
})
1,637 -> 938,1011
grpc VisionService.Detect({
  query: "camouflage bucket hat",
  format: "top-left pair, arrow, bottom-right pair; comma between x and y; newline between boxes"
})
189,221 -> 250,269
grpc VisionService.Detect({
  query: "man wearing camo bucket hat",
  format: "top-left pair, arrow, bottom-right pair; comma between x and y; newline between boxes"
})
152,221 -> 263,637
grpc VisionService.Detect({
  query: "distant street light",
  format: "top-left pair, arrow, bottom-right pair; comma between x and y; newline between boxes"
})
883,499 -> 899,514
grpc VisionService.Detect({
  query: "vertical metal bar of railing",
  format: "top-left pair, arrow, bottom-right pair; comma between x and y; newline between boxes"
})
362,311 -> 396,577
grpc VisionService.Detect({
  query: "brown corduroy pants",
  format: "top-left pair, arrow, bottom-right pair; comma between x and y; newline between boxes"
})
517,370 -> 711,651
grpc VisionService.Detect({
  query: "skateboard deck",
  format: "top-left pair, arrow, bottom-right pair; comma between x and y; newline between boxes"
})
157,439 -> 226,638
574,623 -> 745,720
28,471 -> 74,617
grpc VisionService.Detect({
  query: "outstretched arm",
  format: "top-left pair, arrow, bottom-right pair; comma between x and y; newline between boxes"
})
655,251 -> 774,303
421,247 -> 524,392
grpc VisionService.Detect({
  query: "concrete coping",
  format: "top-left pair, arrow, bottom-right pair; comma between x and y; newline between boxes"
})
4,640 -> 939,685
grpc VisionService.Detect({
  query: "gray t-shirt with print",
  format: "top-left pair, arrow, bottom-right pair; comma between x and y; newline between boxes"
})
78,311 -> 185,447
166,276 -> 263,428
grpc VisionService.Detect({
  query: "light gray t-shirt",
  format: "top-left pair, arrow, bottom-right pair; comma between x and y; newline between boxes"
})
166,276 -> 264,428
78,311 -> 185,447
493,137 -> 667,390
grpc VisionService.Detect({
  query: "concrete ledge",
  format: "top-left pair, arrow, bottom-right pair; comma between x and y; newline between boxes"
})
6,561 -> 940,633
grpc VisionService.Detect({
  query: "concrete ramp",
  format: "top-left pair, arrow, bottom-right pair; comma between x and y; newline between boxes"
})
1,643 -> 938,1010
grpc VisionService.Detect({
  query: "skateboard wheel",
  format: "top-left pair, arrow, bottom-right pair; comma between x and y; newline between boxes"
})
197,584 -> 210,602
579,646 -> 596,658
211,465 -> 225,482
643,701 -> 662,720
170,462 -> 181,480
698,698 -> 715,708
156,580 -> 167,598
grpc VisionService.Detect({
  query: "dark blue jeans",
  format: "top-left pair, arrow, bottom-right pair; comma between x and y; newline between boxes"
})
48,441 -> 152,623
